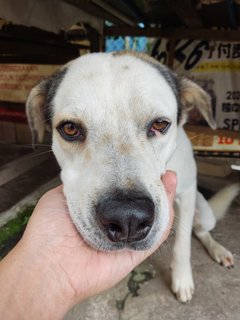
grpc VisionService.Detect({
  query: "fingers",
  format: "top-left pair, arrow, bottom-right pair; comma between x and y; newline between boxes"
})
162,171 -> 177,203
157,170 -> 177,244
33,184 -> 67,216
46,184 -> 64,195
38,184 -> 64,203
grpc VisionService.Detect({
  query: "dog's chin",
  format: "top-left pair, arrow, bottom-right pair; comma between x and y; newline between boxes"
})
85,238 -> 158,252
83,236 -> 157,252
73,219 -> 160,252
67,202 -> 164,252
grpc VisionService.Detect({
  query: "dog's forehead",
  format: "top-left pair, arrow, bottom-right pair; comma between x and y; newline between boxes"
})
52,53 -> 178,120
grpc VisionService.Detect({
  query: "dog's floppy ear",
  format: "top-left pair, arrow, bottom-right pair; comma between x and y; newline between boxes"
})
179,77 -> 217,129
26,68 -> 67,144
26,78 -> 50,144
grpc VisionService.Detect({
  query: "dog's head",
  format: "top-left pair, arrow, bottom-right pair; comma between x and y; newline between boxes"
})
26,52 -> 215,251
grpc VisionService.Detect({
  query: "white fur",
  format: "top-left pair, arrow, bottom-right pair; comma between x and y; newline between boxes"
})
52,53 -> 178,251
27,52 -> 238,303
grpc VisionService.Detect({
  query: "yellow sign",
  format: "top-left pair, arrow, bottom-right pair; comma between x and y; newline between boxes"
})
0,64 -> 61,103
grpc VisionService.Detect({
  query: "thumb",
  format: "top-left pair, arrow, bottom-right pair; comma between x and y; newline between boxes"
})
162,170 -> 177,203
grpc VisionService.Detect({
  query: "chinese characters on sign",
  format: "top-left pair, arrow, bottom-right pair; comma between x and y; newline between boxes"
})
152,40 -> 240,131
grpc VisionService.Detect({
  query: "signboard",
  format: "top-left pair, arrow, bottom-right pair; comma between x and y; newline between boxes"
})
152,39 -> 240,132
185,125 -> 240,154
0,64 -> 61,103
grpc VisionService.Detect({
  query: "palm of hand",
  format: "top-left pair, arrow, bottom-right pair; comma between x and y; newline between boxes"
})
22,186 -> 151,302
21,172 -> 175,304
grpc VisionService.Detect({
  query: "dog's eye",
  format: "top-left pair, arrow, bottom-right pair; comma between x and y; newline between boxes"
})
148,118 -> 171,137
57,121 -> 85,142
152,120 -> 170,132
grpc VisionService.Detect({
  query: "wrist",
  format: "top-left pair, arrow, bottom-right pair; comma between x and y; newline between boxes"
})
0,239 -> 76,320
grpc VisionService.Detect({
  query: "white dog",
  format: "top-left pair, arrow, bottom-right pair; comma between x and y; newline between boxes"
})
26,52 -> 239,303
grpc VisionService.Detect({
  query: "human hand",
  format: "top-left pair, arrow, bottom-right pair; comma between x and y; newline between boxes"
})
23,171 -> 176,303
0,171 -> 176,319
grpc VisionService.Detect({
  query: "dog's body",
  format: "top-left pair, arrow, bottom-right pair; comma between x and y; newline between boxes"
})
26,52 -> 239,303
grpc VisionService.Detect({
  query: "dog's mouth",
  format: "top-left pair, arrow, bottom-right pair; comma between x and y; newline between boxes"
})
65,184 -> 168,252
70,202 -> 162,252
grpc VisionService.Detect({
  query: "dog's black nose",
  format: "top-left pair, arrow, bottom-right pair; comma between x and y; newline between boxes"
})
96,192 -> 155,243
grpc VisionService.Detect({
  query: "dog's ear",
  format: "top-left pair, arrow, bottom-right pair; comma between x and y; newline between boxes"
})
179,77 -> 216,129
26,78 -> 51,144
26,68 -> 67,144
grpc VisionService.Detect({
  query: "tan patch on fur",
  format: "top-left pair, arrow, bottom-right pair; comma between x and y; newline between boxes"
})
125,177 -> 136,190
118,142 -> 131,155
181,81 -> 202,111
180,78 -> 216,129
84,148 -> 92,162
26,86 -> 46,142
100,133 -> 112,144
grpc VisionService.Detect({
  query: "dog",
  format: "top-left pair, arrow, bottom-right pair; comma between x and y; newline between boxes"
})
26,51 -> 239,303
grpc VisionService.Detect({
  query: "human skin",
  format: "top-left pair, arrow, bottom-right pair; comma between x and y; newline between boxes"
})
0,171 -> 176,320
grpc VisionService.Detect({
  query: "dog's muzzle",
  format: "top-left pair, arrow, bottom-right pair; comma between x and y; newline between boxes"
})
96,191 -> 155,243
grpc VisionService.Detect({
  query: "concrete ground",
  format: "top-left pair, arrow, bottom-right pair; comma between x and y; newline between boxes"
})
65,201 -> 240,320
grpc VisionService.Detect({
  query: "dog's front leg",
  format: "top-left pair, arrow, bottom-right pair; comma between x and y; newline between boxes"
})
171,184 -> 196,303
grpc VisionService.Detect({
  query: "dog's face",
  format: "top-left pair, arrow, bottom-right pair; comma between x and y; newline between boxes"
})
26,52 -> 215,251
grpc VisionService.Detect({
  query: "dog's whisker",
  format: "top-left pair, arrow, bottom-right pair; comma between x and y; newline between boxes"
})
20,143 -> 52,148
29,150 -> 53,158
161,239 -> 172,254
151,240 -> 172,260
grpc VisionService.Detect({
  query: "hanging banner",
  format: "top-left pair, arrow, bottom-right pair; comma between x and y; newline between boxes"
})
0,64 -> 61,103
152,39 -> 240,132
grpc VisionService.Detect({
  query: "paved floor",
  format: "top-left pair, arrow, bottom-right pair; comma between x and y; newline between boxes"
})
65,201 -> 240,320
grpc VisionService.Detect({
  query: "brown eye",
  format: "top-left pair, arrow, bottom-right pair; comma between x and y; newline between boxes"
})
152,120 -> 170,132
62,122 -> 78,136
57,121 -> 85,142
148,118 -> 171,137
